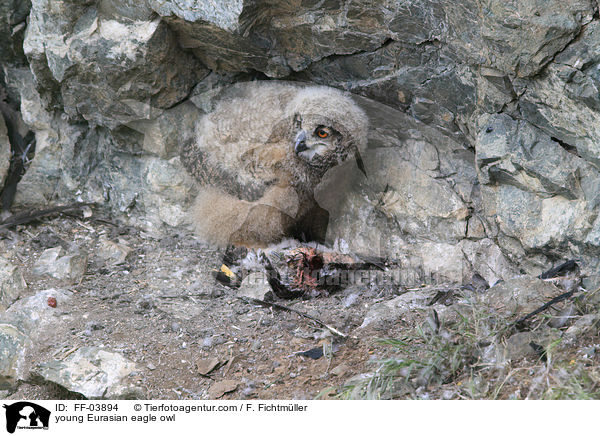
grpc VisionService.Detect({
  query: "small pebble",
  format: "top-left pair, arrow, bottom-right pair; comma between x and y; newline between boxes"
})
343,294 -> 359,308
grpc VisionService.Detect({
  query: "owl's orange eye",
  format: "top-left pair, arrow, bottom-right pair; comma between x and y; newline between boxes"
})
316,129 -> 329,138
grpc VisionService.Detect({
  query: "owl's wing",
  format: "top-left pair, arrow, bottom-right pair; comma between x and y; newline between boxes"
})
182,83 -> 297,202
181,138 -> 273,202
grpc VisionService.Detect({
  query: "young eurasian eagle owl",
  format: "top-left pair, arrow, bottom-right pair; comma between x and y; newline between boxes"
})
182,82 -> 368,247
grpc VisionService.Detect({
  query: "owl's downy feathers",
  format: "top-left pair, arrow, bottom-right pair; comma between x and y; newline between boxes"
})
182,81 -> 368,247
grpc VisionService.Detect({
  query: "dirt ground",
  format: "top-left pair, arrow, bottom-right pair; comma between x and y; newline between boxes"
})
1,211 -> 407,400
4,210 -> 599,400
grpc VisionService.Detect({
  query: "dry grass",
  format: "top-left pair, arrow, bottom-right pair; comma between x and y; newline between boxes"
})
336,292 -> 600,400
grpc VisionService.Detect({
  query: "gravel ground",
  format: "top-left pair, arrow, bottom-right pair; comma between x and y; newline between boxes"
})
2,211 -> 599,400
1,212 -> 404,400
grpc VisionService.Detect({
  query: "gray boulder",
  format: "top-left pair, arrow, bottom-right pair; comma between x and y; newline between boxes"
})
32,346 -> 144,399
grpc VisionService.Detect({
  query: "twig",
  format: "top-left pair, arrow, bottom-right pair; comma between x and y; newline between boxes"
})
0,202 -> 94,229
237,296 -> 347,338
514,288 -> 578,328
61,211 -> 120,228
538,259 -> 578,279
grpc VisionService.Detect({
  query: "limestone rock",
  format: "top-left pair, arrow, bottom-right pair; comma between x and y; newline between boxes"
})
97,238 -> 131,266
476,112 -> 600,271
23,0 -> 205,128
134,102 -> 202,159
238,272 -> 274,301
32,247 -> 87,284
148,0 -> 243,32
360,288 -> 441,330
32,346 -> 144,399
460,239 -> 519,287
0,258 -> 27,311
143,156 -> 194,229
196,357 -> 222,376
498,330 -> 561,363
479,0 -> 595,77
564,314 -> 600,340
0,289 -> 72,388
316,97 -> 475,269
2,288 -> 73,337
208,379 -> 238,398
0,0 -> 30,66
479,277 -> 565,318
0,324 -> 31,389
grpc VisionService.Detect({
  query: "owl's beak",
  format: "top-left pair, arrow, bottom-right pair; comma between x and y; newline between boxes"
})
294,130 -> 308,154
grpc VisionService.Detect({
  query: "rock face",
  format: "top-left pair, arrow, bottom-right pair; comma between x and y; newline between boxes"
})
24,0 -> 204,128
0,0 -> 30,67
1,0 -> 600,282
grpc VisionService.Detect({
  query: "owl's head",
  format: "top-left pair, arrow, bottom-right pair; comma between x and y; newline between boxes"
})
285,87 -> 368,172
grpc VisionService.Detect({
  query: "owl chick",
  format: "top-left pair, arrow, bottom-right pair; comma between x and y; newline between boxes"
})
182,81 -> 368,247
